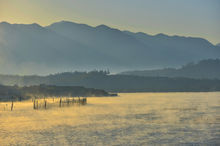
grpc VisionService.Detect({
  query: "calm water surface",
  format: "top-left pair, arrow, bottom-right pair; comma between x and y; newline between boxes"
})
0,92 -> 220,145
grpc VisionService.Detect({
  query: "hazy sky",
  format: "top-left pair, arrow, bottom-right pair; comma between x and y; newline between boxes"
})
0,0 -> 219,44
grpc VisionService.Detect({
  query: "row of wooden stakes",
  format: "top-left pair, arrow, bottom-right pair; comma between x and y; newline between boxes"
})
33,97 -> 87,110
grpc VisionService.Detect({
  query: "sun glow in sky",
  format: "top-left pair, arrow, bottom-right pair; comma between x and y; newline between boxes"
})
0,0 -> 219,44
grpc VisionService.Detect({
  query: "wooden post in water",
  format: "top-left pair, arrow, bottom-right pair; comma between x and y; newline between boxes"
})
36,100 -> 38,109
33,99 -> 36,109
59,98 -> 62,107
84,98 -> 87,104
67,98 -> 70,106
82,97 -> 87,105
44,100 -> 47,109
11,101 -> 14,111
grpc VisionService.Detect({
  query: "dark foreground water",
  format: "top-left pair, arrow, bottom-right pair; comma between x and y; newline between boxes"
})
0,92 -> 220,145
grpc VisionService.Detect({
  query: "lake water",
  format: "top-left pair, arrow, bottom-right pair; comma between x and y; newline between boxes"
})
0,92 -> 220,145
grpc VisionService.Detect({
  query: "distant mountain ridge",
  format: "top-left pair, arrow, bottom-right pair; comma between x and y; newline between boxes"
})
0,71 -> 220,92
121,59 -> 220,79
0,21 -> 220,74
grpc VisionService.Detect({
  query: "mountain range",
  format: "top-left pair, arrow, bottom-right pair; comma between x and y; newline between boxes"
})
0,71 -> 220,92
0,21 -> 220,74
121,59 -> 220,79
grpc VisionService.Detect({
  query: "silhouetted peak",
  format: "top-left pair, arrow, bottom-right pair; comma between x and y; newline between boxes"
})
0,21 -> 10,25
155,33 -> 168,38
136,32 -> 147,35
7,22 -> 42,28
95,24 -> 122,34
136,32 -> 151,37
47,20 -> 93,30
0,22 -> 11,28
96,24 -> 112,30
12,23 -> 46,31
54,20 -> 77,25
47,21 -> 80,28
0,22 -> 42,29
29,23 -> 42,28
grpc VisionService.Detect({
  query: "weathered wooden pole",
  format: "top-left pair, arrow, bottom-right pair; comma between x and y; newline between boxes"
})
59,98 -> 62,107
11,101 -> 14,111
67,98 -> 70,106
36,100 -> 38,109
33,99 -> 36,109
44,100 -> 47,109
82,98 -> 87,105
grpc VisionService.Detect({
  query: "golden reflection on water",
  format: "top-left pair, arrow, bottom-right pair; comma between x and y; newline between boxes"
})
0,92 -> 220,145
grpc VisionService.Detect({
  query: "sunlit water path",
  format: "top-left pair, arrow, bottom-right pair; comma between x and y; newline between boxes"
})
0,92 -> 219,145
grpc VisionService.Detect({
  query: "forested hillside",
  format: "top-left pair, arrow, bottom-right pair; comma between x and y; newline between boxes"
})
1,71 -> 220,92
121,59 -> 220,79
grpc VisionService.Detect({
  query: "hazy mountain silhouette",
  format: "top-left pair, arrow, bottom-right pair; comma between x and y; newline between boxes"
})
121,59 -> 220,79
0,71 -> 220,92
0,21 -> 220,74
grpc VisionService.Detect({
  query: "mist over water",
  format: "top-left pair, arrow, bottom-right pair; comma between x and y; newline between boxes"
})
0,92 -> 219,145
